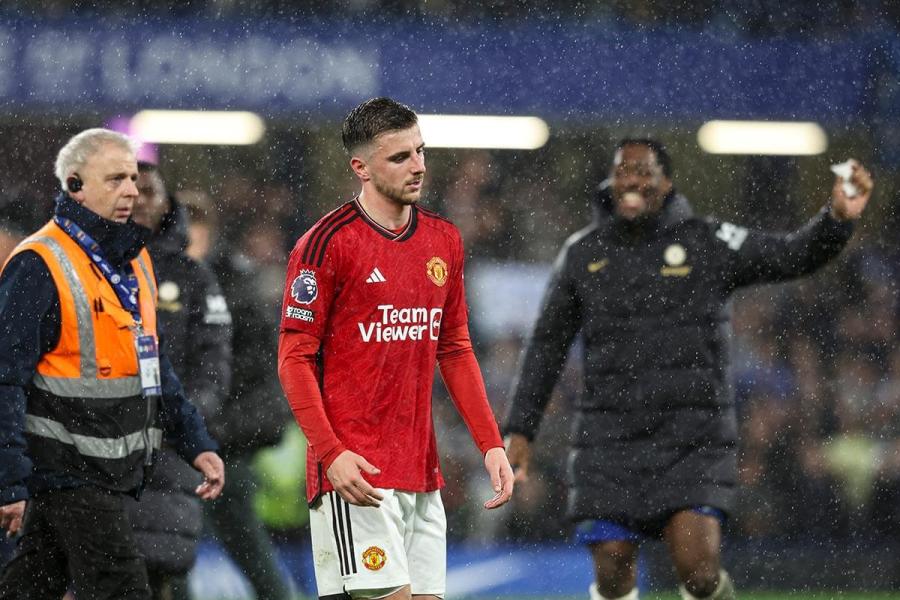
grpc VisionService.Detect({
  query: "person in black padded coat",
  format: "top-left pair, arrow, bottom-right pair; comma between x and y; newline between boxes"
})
503,139 -> 873,600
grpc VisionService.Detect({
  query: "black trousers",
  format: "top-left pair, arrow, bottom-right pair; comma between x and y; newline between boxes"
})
0,486 -> 150,599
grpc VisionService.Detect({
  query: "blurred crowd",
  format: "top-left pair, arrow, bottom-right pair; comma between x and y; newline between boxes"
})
2,0 -> 900,35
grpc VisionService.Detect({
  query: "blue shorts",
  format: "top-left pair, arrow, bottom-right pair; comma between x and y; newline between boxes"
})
574,506 -> 727,545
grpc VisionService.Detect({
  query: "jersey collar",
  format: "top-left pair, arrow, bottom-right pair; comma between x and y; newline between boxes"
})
352,198 -> 418,242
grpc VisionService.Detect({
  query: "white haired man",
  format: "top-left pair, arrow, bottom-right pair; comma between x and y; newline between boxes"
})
0,128 -> 224,599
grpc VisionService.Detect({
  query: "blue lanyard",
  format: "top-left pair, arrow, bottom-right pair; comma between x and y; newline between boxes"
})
54,216 -> 142,323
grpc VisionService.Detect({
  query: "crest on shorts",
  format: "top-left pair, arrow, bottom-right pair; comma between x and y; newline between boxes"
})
291,270 -> 318,305
426,256 -> 448,287
362,546 -> 387,571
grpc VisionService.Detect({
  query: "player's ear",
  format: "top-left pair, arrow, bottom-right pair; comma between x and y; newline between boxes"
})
349,156 -> 370,182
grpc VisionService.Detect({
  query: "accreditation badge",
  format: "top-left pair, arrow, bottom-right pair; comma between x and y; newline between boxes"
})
135,334 -> 162,397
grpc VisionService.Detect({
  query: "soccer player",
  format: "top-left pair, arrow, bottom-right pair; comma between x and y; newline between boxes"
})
277,97 -> 514,600
503,139 -> 873,600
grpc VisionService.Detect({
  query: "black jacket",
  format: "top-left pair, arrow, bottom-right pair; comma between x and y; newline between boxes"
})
126,199 -> 231,572
146,200 -> 232,430
127,446 -> 203,574
503,188 -> 854,526
211,252 -> 289,454
0,195 -> 217,504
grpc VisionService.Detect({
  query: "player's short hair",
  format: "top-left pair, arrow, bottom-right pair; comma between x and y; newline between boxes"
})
341,97 -> 418,156
54,128 -> 140,190
616,137 -> 673,179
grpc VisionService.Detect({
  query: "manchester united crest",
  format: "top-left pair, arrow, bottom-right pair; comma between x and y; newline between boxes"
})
426,257 -> 448,287
362,546 -> 387,571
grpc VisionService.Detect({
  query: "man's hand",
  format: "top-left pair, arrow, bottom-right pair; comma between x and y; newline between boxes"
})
0,501 -> 25,537
192,451 -> 225,500
326,450 -> 384,507
505,433 -> 532,483
830,159 -> 873,221
483,447 -> 514,509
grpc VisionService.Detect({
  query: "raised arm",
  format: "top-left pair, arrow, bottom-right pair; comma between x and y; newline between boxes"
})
719,160 -> 873,291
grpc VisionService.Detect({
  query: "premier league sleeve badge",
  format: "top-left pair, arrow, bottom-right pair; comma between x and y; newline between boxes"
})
291,269 -> 318,305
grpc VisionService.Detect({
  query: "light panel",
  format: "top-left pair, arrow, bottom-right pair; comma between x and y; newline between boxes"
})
418,115 -> 549,150
698,120 -> 827,156
129,110 -> 266,145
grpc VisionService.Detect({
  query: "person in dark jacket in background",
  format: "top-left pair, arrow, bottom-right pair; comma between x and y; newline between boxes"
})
129,162 -> 233,600
503,138 -> 874,600
205,213 -> 295,599
0,128 -> 224,600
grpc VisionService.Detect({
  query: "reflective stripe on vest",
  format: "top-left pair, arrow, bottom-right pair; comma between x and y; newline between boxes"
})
25,235 -> 143,397
32,373 -> 142,398
136,253 -> 157,302
31,235 -> 99,379
25,415 -> 163,460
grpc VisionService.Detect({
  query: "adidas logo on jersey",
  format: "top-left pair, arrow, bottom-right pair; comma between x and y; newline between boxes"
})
366,268 -> 387,284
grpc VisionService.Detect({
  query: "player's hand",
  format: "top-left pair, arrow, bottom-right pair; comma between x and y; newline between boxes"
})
482,447 -> 514,509
192,451 -> 225,500
326,450 -> 385,507
505,433 -> 532,483
830,159 -> 873,221
0,501 -> 26,537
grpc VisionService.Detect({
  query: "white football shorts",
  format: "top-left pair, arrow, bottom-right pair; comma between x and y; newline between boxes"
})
310,489 -> 446,599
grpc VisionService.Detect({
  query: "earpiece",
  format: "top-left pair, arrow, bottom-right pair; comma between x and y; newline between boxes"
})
66,175 -> 83,193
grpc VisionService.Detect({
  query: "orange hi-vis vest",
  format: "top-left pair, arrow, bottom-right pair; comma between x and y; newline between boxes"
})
7,219 -> 163,492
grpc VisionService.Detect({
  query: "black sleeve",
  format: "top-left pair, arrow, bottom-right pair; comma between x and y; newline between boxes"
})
714,207 -> 854,292
181,261 -> 232,433
502,243 -> 582,440
0,252 -> 59,503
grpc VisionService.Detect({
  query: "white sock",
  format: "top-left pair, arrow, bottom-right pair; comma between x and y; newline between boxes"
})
589,583 -> 639,600
678,570 -> 735,600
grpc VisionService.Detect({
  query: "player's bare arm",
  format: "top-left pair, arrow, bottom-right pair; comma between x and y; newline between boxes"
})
326,450 -> 385,507
483,447 -> 515,509
829,159 -> 873,221
504,433 -> 532,483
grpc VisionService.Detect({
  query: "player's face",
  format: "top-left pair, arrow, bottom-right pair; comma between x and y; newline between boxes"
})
73,144 -> 140,224
610,144 -> 671,221
365,125 -> 426,206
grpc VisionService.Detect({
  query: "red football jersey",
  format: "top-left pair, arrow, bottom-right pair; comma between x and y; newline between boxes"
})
281,199 -> 468,500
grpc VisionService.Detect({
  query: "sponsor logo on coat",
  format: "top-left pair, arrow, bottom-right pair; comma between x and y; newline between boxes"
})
426,256 -> 448,287
204,294 -> 232,324
362,546 -> 387,571
291,270 -> 318,304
